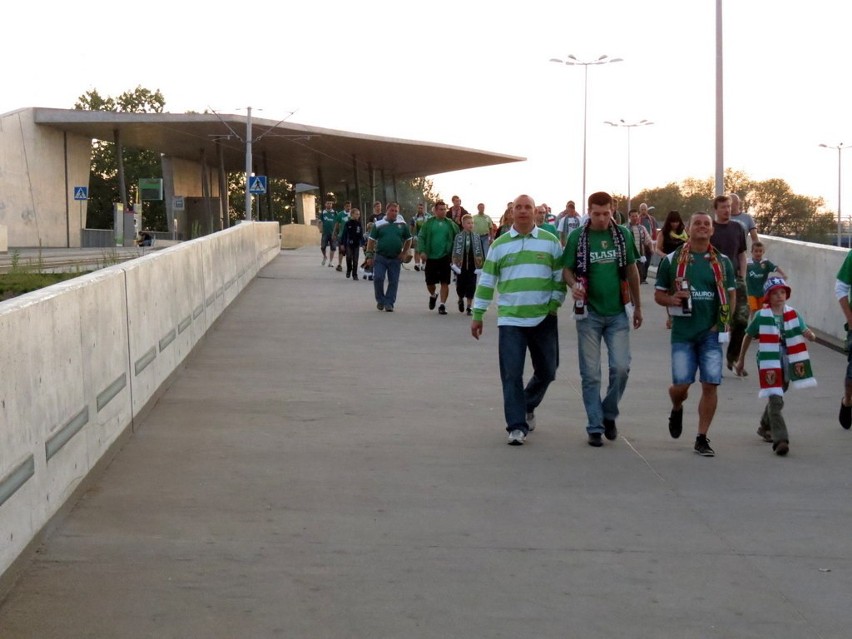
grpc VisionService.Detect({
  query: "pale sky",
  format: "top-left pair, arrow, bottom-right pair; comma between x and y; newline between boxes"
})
4,0 -> 852,217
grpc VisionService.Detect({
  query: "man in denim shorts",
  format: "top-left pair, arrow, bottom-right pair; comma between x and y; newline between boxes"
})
655,212 -> 735,456
834,250 -> 852,429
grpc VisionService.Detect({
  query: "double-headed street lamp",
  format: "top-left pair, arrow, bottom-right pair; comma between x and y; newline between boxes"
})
605,119 -> 654,215
549,54 -> 623,212
819,142 -> 850,247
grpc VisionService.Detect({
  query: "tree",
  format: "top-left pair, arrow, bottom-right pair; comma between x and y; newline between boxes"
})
75,87 -> 167,230
634,170 -> 837,244
746,178 -> 831,241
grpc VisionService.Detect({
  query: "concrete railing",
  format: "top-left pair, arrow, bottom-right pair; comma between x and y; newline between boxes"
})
757,236 -> 849,344
0,222 -> 280,583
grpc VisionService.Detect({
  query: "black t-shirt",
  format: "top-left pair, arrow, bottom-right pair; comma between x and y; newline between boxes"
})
710,221 -> 746,275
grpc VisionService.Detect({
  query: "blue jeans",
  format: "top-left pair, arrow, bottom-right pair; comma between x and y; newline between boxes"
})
576,309 -> 631,434
498,314 -> 559,434
373,254 -> 401,308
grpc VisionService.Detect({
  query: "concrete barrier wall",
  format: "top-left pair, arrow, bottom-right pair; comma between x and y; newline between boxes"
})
758,236 -> 849,343
0,221 -> 279,581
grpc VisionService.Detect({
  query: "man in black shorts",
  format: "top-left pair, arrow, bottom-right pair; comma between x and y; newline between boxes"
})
418,200 -> 459,315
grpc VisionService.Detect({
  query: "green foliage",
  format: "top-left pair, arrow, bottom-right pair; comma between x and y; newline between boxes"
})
0,250 -> 83,301
634,169 -> 834,243
746,179 -> 831,241
75,87 -> 167,231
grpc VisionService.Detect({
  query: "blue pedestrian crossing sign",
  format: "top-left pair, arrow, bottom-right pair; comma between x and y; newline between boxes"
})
73,186 -> 88,200
248,176 -> 267,195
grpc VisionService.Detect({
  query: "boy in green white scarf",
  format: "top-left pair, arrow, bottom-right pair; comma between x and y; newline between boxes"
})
734,277 -> 817,456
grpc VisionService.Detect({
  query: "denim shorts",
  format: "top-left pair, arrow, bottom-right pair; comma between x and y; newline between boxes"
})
671,331 -> 723,385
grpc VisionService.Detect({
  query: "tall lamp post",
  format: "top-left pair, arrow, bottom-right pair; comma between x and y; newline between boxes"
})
819,142 -> 850,247
549,54 -> 623,213
604,119 -> 654,214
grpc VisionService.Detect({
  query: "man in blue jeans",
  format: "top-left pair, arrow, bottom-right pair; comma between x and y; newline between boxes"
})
470,194 -> 566,446
363,202 -> 411,312
654,212 -> 735,457
563,191 -> 643,447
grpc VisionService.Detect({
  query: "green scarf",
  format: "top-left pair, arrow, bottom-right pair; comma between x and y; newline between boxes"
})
756,306 -> 816,397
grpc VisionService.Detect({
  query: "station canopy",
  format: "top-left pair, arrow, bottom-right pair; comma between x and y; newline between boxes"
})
32,108 -> 524,186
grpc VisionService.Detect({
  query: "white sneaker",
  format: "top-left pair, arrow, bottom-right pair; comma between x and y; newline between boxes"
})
507,429 -> 526,446
321,257 -> 327,266
526,412 -> 536,432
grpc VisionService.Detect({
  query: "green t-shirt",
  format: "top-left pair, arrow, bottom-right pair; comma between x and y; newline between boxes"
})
472,214 -> 493,236
369,218 -> 411,257
838,251 -> 852,297
745,258 -> 778,297
746,310 -> 807,339
334,211 -> 350,237
655,248 -> 736,343
538,223 -> 559,237
319,209 -> 337,235
418,217 -> 459,259
562,225 -> 638,316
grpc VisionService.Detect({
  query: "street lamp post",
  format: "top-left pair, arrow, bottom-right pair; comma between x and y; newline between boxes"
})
604,119 -> 654,214
245,106 -> 253,222
819,142 -> 849,247
549,54 -> 623,213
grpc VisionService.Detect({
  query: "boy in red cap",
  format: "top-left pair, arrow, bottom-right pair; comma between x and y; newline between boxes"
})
734,277 -> 817,455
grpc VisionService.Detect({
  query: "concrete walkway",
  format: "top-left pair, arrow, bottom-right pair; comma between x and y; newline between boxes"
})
1,247 -> 852,638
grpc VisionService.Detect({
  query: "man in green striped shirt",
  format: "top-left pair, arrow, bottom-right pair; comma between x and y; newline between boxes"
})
470,194 -> 566,446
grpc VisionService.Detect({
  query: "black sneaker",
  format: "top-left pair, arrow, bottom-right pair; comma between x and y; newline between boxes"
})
603,418 -> 618,441
466,308 -> 472,316
668,408 -> 683,439
694,435 -> 715,457
336,264 -> 342,272
588,432 -> 603,447
458,298 -> 465,312
376,303 -> 384,311
773,440 -> 789,456
414,265 -> 420,271
438,304 -> 447,315
840,401 -> 852,430
756,426 -> 773,443
429,294 -> 437,310
385,305 -> 394,312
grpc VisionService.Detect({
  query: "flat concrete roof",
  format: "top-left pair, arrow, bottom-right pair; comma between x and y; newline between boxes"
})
28,107 -> 524,187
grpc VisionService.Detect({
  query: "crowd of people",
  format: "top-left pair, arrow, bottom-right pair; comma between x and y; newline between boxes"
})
314,191 -> 849,458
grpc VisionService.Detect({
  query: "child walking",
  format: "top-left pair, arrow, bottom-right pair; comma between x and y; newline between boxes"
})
451,214 -> 485,315
734,277 -> 817,456
342,208 -> 363,281
745,241 -> 786,320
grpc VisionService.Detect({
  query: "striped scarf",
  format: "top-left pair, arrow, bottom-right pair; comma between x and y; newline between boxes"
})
575,220 -> 629,304
674,242 -> 731,329
452,230 -> 484,269
756,306 -> 817,397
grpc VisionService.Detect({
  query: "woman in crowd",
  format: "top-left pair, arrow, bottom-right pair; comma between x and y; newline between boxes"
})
655,210 -> 689,257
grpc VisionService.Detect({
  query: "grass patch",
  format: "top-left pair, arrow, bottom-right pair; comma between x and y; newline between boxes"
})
0,272 -> 83,302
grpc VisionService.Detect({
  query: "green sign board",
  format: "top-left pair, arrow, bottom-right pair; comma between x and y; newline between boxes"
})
139,178 -> 163,201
